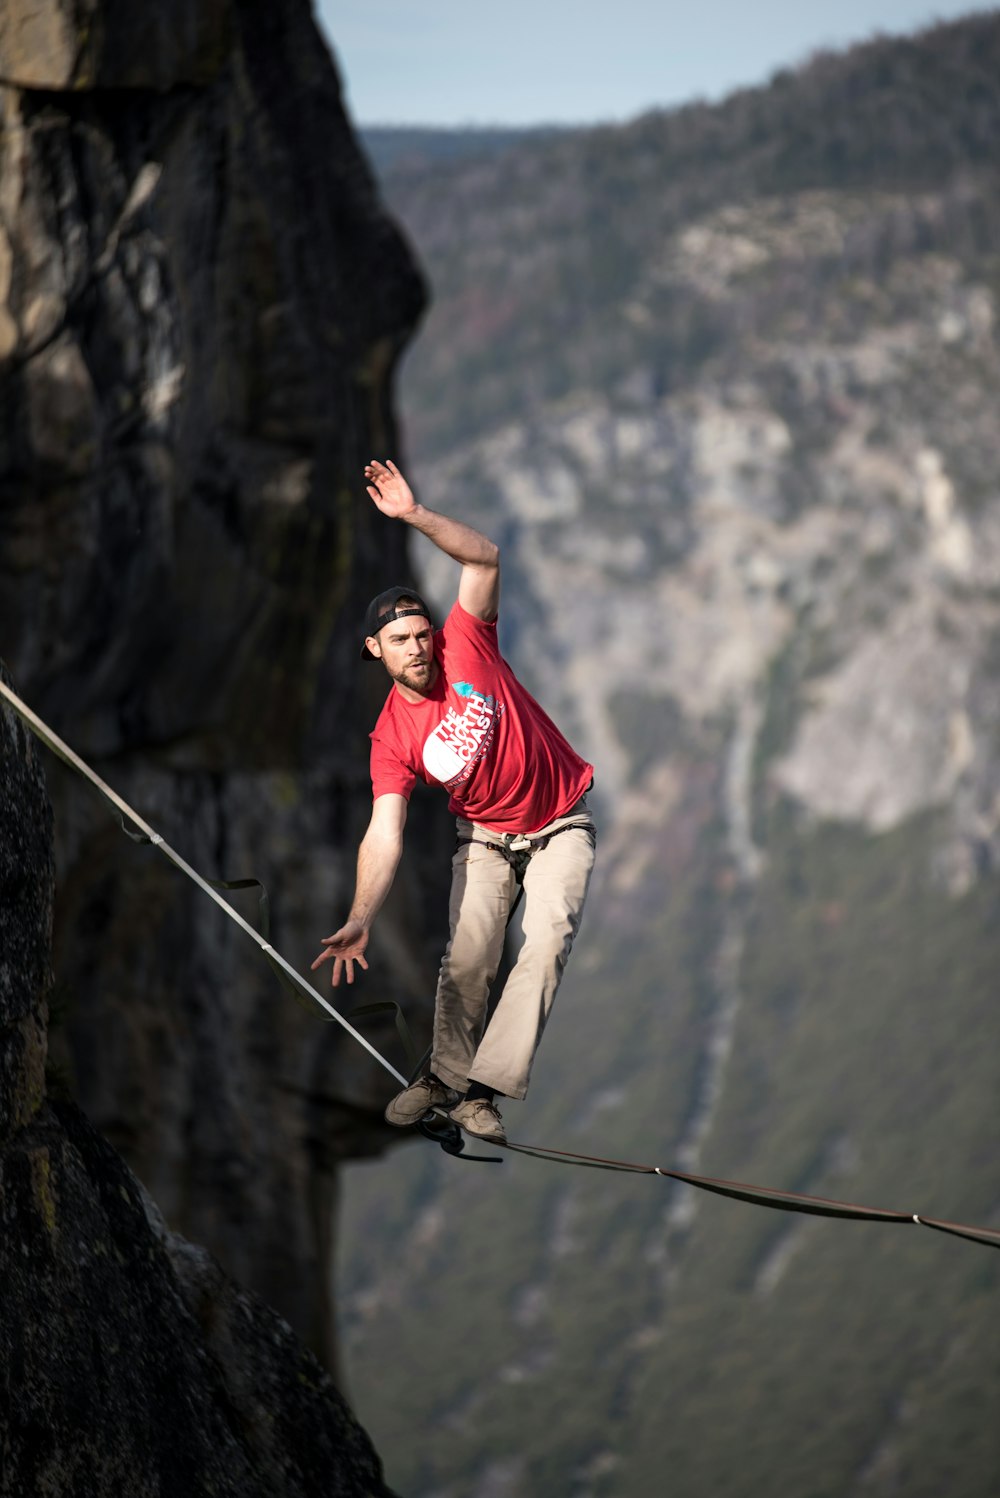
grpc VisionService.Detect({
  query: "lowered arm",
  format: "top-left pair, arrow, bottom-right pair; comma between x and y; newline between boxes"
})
310,793 -> 408,986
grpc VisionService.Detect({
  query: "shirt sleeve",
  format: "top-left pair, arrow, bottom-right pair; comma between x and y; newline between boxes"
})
370,730 -> 417,801
442,599 -> 502,660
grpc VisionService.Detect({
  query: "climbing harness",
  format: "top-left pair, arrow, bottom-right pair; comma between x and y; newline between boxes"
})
2,676 -> 998,1246
458,819 -> 595,884
456,816 -> 596,934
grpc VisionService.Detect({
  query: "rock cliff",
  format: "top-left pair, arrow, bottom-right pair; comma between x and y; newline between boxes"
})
0,0 -> 445,1375
0,676 -> 396,1497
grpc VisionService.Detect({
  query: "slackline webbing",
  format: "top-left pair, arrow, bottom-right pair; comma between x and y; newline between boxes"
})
3,677 -> 999,1251
0,678 -> 407,1088
501,1142 -> 999,1245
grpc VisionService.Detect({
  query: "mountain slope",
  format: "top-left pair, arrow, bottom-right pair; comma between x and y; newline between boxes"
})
339,14 -> 1000,1497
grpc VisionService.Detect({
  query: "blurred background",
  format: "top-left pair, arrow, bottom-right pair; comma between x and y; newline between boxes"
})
326,3 -> 1000,1495
321,0 -> 1000,125
2,2 -> 999,1495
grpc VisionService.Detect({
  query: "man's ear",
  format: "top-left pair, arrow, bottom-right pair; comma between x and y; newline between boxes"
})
365,636 -> 382,660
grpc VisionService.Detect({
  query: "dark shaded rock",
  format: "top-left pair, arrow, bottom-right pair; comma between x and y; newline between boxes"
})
0,664 -> 51,1143
0,0 -> 445,1377
0,683 -> 396,1495
0,1100 -> 396,1497
0,1 -> 426,765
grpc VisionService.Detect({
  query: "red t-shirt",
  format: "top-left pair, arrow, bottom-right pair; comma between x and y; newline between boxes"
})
369,601 -> 593,834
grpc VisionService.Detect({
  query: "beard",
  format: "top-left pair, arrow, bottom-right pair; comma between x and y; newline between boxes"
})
390,658 -> 438,696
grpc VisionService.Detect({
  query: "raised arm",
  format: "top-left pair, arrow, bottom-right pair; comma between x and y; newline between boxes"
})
310,793 -> 408,986
364,458 -> 500,622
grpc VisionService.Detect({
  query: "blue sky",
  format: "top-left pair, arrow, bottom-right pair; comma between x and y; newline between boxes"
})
316,1 -> 999,127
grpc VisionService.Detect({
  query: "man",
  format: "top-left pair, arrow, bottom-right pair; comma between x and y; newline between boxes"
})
311,459 -> 595,1143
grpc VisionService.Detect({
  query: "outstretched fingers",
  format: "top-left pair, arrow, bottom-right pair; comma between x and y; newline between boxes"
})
332,953 -> 369,987
310,932 -> 370,987
363,458 -> 415,519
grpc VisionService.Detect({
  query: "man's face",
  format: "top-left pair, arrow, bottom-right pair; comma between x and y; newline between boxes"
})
367,614 -> 438,696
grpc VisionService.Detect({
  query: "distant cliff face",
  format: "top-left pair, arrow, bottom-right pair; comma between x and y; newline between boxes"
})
0,680 -> 396,1498
377,13 -> 1000,895
0,0 -> 445,1374
342,20 -> 1000,1498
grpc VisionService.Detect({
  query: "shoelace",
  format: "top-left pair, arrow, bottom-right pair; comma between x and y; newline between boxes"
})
468,1100 -> 502,1123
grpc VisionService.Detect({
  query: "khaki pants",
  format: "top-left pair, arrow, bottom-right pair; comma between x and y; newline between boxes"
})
431,797 -> 596,1100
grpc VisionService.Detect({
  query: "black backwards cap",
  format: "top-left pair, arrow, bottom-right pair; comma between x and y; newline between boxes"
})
361,586 -> 434,660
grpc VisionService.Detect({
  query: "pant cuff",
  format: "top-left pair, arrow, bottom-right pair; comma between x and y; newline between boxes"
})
431,1061 -> 469,1093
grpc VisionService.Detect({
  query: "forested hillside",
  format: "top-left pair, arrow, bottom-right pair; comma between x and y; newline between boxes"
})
342,14 -> 1000,1497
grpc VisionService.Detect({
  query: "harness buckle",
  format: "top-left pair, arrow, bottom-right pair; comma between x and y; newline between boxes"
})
504,834 -> 533,853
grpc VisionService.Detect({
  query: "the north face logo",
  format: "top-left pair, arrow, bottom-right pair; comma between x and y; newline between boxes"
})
422,684 -> 504,787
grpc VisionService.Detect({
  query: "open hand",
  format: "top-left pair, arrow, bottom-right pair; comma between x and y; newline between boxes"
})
364,459 -> 417,521
310,919 -> 370,987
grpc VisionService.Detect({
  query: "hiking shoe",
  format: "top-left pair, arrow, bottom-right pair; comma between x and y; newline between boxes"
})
449,1098 -> 507,1143
384,1075 -> 459,1127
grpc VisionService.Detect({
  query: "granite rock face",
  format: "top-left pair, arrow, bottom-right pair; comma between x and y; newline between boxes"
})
0,683 -> 396,1497
0,0 -> 444,1374
0,0 -> 233,92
